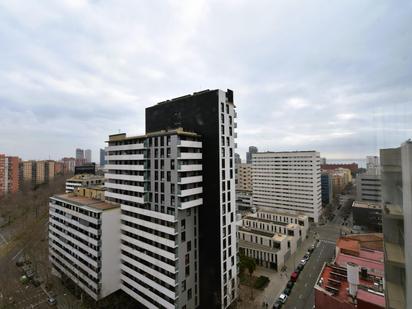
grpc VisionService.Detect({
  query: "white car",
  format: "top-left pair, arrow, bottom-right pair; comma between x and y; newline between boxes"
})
300,259 -> 307,265
278,293 -> 288,304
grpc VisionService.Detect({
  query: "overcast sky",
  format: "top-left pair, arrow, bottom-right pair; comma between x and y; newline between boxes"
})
0,0 -> 411,162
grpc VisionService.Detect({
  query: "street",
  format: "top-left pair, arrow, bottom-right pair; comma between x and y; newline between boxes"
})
283,241 -> 335,309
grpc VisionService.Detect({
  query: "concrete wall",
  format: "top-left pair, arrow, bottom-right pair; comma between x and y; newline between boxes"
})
101,207 -> 121,298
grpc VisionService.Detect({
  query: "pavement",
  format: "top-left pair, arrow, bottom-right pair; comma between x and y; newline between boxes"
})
238,231 -> 321,309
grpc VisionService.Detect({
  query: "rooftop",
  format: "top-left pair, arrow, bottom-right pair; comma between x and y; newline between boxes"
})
108,127 -> 200,142
352,201 -> 382,210
316,263 -> 385,308
337,234 -> 384,253
257,208 -> 308,221
53,193 -> 119,211
67,174 -> 104,181
244,215 -> 289,226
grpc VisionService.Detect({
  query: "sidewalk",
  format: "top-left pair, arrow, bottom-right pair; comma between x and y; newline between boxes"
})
237,230 -> 318,309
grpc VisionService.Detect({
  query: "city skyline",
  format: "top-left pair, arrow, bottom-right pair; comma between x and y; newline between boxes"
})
1,1 -> 411,161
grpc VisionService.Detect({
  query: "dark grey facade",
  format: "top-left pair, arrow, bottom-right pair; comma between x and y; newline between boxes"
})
146,89 -> 237,309
246,146 -> 258,164
99,148 -> 106,167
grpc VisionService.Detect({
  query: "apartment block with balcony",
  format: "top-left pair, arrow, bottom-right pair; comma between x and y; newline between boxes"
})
48,192 -> 120,301
252,151 -> 322,222
238,210 -> 309,270
381,141 -> 412,309
145,89 -> 238,308
0,154 -> 21,198
105,129 -> 202,309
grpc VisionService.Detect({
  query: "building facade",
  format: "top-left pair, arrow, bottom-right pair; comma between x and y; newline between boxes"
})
100,149 -> 106,167
356,172 -> 381,203
236,163 -> 252,191
238,210 -> 309,270
321,172 -> 333,205
65,174 -> 105,193
0,154 -> 21,198
352,201 -> 382,232
105,129 -> 202,309
252,151 -> 322,222
85,149 -> 92,163
49,193 -> 121,301
381,141 -> 412,309
145,89 -> 238,308
246,146 -> 258,164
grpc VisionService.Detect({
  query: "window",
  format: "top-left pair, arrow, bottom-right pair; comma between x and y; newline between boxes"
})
181,219 -> 186,229
185,265 -> 190,277
188,288 -> 192,300
221,125 -> 225,135
171,160 -> 175,170
185,253 -> 190,265
181,231 -> 186,242
182,280 -> 186,292
226,104 -> 229,113
187,240 -> 192,251
221,114 -> 225,123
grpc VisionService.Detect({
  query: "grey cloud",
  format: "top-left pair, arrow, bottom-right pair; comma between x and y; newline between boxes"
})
0,0 -> 411,161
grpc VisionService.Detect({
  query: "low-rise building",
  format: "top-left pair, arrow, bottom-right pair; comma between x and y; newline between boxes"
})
48,192 -> 120,301
238,210 -> 309,270
352,201 -> 382,232
236,190 -> 253,211
65,174 -> 105,193
315,234 -> 385,309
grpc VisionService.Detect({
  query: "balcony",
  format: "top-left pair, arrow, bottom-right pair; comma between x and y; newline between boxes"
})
105,144 -> 144,152
105,164 -> 144,171
105,182 -> 144,193
385,241 -> 405,267
384,203 -> 403,220
178,198 -> 202,209
178,152 -> 202,160
178,175 -> 202,184
178,187 -> 203,197
105,154 -> 144,161
105,173 -> 144,182
177,163 -> 202,172
105,191 -> 144,204
177,140 -> 202,148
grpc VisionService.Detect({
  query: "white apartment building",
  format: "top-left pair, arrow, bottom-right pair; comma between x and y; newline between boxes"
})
48,193 -> 120,301
252,151 -> 322,222
65,174 -> 105,193
105,129 -> 202,309
238,210 -> 309,270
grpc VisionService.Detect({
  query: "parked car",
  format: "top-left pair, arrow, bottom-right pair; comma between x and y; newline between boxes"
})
283,287 -> 292,296
296,264 -> 304,272
278,293 -> 288,304
300,259 -> 307,266
290,271 -> 299,282
47,298 -> 57,306
286,280 -> 294,289
273,300 -> 283,309
303,254 -> 310,261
